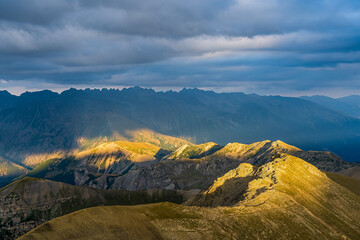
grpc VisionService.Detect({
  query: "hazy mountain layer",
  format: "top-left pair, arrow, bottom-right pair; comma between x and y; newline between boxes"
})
0,88 -> 359,170
338,95 -> 360,111
301,95 -> 360,118
18,156 -> 360,240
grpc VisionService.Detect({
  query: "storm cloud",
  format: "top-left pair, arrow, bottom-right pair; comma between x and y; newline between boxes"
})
0,0 -> 359,96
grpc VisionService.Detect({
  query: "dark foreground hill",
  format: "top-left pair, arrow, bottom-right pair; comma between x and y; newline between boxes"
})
0,177 -> 183,239
0,87 -> 359,171
18,155 -> 360,240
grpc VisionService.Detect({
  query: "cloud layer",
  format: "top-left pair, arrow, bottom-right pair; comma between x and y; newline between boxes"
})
0,0 -> 359,96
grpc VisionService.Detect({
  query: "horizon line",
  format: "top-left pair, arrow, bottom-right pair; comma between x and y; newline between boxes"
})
2,86 -> 357,99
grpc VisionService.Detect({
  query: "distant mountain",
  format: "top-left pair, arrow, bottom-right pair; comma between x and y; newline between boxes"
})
0,91 -> 17,111
0,177 -> 183,239
0,87 -> 359,183
19,155 -> 360,240
338,95 -> 360,107
300,95 -> 360,118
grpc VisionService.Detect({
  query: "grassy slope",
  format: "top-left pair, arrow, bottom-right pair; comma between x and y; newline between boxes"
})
19,156 -> 360,240
128,129 -> 192,151
169,142 -> 222,159
19,195 -> 360,240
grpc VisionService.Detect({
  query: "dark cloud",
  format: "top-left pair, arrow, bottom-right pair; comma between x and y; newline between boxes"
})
0,0 -> 74,25
0,0 -> 359,96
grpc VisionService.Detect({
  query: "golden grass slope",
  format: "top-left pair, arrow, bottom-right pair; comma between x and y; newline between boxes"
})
202,140 -> 301,167
76,141 -> 161,162
17,129 -> 191,170
168,142 -> 222,159
19,155 -> 360,240
74,141 -> 163,173
127,129 -> 192,151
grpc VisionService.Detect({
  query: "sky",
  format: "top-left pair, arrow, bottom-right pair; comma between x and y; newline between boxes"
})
0,0 -> 359,97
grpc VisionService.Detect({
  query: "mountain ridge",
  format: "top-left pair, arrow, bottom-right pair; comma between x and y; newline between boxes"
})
17,155 -> 360,240
0,87 -> 359,168
22,139 -> 360,193
301,95 -> 360,118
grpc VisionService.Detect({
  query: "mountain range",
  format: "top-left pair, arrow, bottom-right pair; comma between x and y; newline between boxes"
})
0,88 -> 359,184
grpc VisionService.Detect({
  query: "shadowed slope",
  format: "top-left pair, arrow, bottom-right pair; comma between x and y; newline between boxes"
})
0,177 -> 183,239
337,166 -> 360,179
